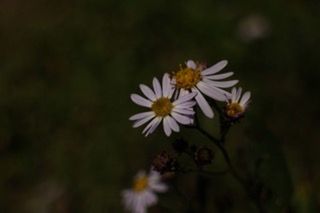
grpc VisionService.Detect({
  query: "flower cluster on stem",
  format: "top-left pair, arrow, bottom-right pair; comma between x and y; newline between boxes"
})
123,59 -> 259,213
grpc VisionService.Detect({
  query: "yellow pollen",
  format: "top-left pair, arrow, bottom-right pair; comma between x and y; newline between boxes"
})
133,176 -> 148,192
226,103 -> 244,118
151,98 -> 173,117
174,67 -> 201,89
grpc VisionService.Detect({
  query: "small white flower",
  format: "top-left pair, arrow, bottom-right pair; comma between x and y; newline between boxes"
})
225,87 -> 251,118
130,73 -> 196,137
122,170 -> 168,213
172,60 -> 238,118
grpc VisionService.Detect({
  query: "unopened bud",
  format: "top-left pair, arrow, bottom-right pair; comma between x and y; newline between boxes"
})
151,151 -> 177,175
194,146 -> 214,166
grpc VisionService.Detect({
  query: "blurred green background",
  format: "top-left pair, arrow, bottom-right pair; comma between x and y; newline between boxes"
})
0,0 -> 320,212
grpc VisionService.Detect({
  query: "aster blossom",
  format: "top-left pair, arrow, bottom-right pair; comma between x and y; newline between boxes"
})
225,87 -> 251,119
130,73 -> 196,137
122,170 -> 168,213
172,60 -> 238,118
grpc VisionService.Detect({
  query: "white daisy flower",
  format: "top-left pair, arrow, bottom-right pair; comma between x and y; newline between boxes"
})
130,73 -> 196,137
172,60 -> 239,118
122,170 -> 168,213
225,87 -> 251,119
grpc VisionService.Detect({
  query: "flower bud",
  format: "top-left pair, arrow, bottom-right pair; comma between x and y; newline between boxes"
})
151,151 -> 177,175
194,146 -> 214,166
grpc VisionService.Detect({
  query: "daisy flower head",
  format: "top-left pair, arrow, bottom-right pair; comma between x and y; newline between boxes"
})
122,170 -> 168,213
172,60 -> 239,118
224,87 -> 251,120
130,73 -> 197,137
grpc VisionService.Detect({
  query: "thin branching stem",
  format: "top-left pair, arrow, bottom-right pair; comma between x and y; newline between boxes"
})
195,125 -> 247,185
193,101 -> 266,213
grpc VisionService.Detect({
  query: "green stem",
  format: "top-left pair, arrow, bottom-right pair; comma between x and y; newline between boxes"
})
197,168 -> 207,213
188,102 -> 266,212
195,125 -> 266,213
195,126 -> 246,185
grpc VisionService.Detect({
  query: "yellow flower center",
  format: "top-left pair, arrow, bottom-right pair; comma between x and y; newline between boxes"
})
133,176 -> 148,192
226,103 -> 244,118
151,98 -> 173,117
174,67 -> 202,89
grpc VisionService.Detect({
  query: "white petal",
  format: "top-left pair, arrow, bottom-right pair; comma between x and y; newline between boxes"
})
201,60 -> 228,75
204,72 -> 234,80
192,88 -> 214,118
197,82 -> 226,101
162,73 -> 171,97
142,190 -> 158,206
152,77 -> 162,98
171,112 -> 193,125
136,204 -> 146,213
186,60 -> 196,69
240,91 -> 251,106
133,114 -> 155,128
149,170 -> 161,182
142,117 -> 161,136
131,94 -> 152,108
172,88 -> 179,100
150,183 -> 168,192
202,79 -> 239,88
201,80 -> 233,95
173,92 -> 197,105
129,111 -> 155,121
146,117 -> 162,136
175,101 -> 197,109
236,87 -> 242,102
122,190 -> 135,210
163,117 -> 172,136
167,116 -> 180,132
231,87 -> 237,102
173,108 -> 195,115
132,115 -> 154,128
178,89 -> 190,98
139,84 -> 156,101
133,194 -> 148,213
142,117 -> 158,135
167,78 -> 175,98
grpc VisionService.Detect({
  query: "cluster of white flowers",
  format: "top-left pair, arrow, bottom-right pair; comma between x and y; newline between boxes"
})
124,59 -> 252,213
130,59 -> 251,137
